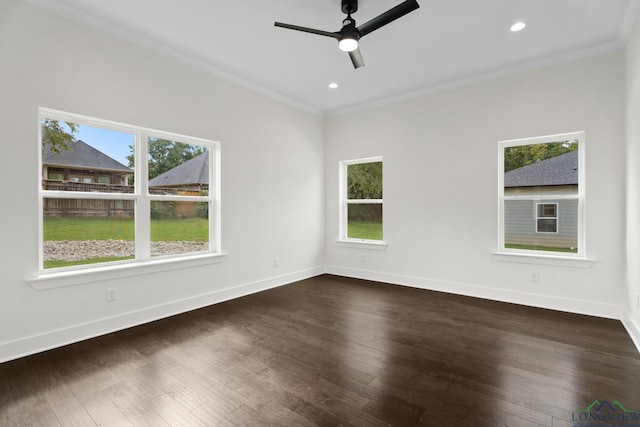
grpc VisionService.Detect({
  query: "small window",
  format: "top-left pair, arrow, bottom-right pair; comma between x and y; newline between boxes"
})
339,157 -> 383,242
536,203 -> 558,233
39,108 -> 220,272
47,172 -> 64,181
498,132 -> 584,256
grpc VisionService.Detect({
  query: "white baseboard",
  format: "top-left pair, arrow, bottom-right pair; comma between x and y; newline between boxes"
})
325,265 -> 623,320
0,266 -> 325,363
622,308 -> 640,354
3,265 -> 632,363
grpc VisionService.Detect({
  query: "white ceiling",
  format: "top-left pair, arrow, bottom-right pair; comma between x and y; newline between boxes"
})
25,0 -> 640,115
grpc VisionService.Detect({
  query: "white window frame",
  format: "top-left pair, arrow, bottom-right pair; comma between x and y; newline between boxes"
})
338,156 -> 385,247
497,131 -> 585,258
34,108 -> 222,286
535,202 -> 559,234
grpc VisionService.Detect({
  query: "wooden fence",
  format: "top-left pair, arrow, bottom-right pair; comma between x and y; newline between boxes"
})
44,199 -> 134,218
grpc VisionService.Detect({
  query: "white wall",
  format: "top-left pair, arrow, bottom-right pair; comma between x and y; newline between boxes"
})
325,51 -> 627,318
1,0 -> 638,363
625,12 -> 640,348
0,0 -> 325,362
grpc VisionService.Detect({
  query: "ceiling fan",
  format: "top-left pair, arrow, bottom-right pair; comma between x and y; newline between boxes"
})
275,0 -> 420,69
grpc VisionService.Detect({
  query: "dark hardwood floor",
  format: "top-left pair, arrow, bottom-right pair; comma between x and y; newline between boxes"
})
1,274 -> 639,426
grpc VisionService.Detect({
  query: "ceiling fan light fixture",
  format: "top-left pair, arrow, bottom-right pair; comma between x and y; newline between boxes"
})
510,22 -> 526,32
338,37 -> 359,52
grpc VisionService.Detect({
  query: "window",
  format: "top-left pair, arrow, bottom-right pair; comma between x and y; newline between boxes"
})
339,157 -> 383,242
39,108 -> 220,272
47,171 -> 64,181
498,132 -> 584,256
536,203 -> 558,233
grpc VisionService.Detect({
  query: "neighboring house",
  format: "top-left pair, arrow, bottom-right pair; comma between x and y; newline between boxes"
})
42,139 -> 133,190
42,139 -> 134,217
503,150 -> 578,250
148,152 -> 209,218
148,151 -> 209,195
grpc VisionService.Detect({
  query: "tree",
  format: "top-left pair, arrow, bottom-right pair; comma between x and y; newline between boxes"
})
348,161 -> 382,199
504,140 -> 578,172
41,119 -> 78,153
127,138 -> 206,179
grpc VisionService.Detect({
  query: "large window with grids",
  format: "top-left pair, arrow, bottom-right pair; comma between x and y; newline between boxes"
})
498,132 -> 584,256
39,108 -> 220,273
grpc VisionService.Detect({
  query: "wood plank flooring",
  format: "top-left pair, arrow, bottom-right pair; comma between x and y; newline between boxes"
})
1,274 -> 639,426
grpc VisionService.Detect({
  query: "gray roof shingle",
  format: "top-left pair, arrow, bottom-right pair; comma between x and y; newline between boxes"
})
148,152 -> 209,187
504,150 -> 578,188
43,139 -> 132,172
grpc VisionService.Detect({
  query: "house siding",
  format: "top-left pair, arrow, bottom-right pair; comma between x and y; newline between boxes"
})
505,198 -> 578,249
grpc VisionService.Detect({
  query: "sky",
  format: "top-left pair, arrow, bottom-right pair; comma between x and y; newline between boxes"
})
54,121 -> 205,167
73,125 -> 134,167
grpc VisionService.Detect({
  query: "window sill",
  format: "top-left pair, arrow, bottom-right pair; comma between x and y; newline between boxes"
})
28,253 -> 227,290
335,240 -> 388,250
491,251 -> 593,268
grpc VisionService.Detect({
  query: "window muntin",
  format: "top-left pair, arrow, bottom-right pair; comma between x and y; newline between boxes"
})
39,108 -> 220,272
340,158 -> 383,242
499,132 -> 584,256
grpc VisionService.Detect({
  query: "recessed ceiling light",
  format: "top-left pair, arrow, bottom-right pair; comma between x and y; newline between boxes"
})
510,22 -> 526,32
329,82 -> 339,89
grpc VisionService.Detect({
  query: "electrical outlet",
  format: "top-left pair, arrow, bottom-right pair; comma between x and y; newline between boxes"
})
531,272 -> 539,283
273,258 -> 279,268
106,288 -> 117,302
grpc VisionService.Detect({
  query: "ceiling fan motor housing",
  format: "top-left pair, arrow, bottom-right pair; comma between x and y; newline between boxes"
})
341,17 -> 360,42
342,0 -> 358,14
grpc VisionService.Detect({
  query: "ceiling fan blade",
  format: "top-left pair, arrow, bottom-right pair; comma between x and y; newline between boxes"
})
349,47 -> 365,69
274,22 -> 339,39
357,0 -> 419,37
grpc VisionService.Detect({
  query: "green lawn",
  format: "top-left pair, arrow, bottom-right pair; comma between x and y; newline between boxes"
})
505,244 -> 577,253
348,221 -> 383,241
43,217 -> 208,269
151,218 -> 208,242
44,217 -> 208,242
45,256 -> 135,269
